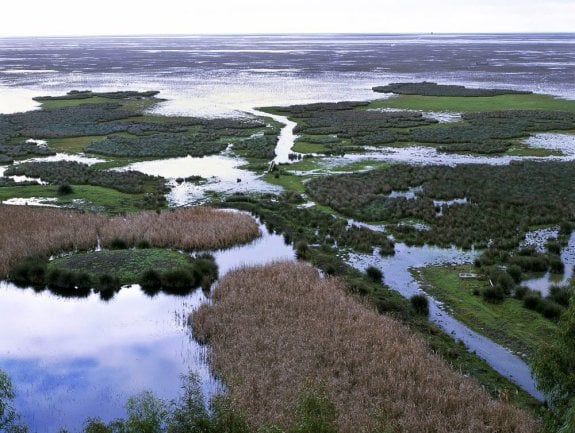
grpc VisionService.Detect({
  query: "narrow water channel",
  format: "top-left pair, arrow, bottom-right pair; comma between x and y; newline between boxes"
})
346,242 -> 544,400
0,217 -> 295,433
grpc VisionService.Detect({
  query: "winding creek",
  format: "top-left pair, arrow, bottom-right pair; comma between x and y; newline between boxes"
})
5,102 -> 575,430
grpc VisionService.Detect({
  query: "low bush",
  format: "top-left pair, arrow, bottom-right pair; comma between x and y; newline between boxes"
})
365,266 -> 382,283
410,294 -> 429,316
548,285 -> 573,308
482,285 -> 505,303
523,292 -> 542,311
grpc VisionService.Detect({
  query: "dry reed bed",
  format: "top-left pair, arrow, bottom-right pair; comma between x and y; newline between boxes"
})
0,205 -> 259,277
192,261 -> 539,433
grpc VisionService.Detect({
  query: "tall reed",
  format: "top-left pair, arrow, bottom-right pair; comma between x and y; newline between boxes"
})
0,205 -> 259,277
192,261 -> 538,433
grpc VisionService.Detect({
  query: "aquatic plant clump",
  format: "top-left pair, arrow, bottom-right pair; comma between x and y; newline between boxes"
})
191,261 -> 538,433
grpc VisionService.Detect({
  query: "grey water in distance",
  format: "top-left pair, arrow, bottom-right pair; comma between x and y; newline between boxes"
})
1,33 -> 575,430
0,34 -> 574,116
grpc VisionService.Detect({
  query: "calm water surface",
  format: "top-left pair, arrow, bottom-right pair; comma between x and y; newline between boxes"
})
0,219 -> 295,433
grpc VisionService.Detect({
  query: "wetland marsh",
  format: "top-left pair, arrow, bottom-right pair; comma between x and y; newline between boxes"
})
1,33 -> 575,432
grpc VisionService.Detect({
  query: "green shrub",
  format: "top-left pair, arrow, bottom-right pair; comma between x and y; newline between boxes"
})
365,266 -> 383,283
136,240 -> 152,249
514,285 -> 528,300
140,269 -> 162,294
161,269 -> 195,292
537,299 -> 564,321
57,184 -> 74,195
482,285 -> 505,303
109,238 -> 129,250
523,291 -> 542,310
98,273 -> 121,292
410,294 -> 429,316
548,285 -> 573,308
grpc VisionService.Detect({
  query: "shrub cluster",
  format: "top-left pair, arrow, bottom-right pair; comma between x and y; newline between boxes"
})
307,161 -> 575,250
4,161 -> 167,194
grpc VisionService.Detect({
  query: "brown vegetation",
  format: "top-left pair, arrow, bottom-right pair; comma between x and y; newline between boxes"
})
0,205 -> 259,277
192,261 -> 539,433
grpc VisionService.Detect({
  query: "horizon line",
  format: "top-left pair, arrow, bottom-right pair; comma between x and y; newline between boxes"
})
0,31 -> 574,39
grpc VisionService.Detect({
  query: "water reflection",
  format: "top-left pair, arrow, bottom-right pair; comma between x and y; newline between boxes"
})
0,219 -> 295,433
119,155 -> 281,205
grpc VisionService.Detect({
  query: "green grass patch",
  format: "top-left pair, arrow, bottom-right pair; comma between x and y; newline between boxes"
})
368,93 -> 575,113
329,160 -> 390,173
49,248 -> 191,284
414,264 -> 558,358
263,172 -> 307,193
292,140 -> 329,153
0,184 -> 156,213
38,96 -> 116,110
47,135 -> 107,153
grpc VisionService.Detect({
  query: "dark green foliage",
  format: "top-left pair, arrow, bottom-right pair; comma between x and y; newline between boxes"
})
482,285 -> 505,303
514,286 -> 529,300
109,238 -> 129,250
136,240 -> 152,249
4,161 -> 166,194
57,184 -> 75,195
523,291 -> 542,311
86,133 -> 228,158
234,133 -> 279,159
548,285 -> 573,308
549,255 -> 565,274
365,266 -> 383,283
410,294 -> 429,316
9,256 -> 47,287
538,299 -> 564,320
533,299 -> 575,432
160,269 -> 196,293
33,90 -> 161,101
307,161 -> 575,250
98,274 -> 121,292
547,240 -> 562,255
295,240 -> 309,260
139,269 -> 162,295
506,264 -> 522,283
372,82 -> 532,97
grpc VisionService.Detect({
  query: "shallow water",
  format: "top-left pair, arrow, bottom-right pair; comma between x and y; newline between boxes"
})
523,232 -> 575,296
0,217 -> 295,433
119,154 -> 281,205
347,242 -> 543,400
1,34 -> 574,117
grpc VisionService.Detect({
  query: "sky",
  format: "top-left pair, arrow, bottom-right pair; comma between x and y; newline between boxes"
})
2,0 -> 574,37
